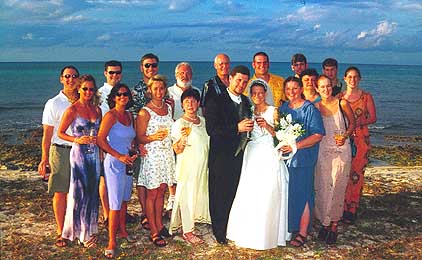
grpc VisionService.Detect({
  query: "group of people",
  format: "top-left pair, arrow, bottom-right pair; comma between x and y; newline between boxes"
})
38,51 -> 376,257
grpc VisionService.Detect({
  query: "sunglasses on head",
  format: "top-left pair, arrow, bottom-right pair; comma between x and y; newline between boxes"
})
144,63 -> 158,69
63,74 -> 78,79
82,87 -> 95,92
108,71 -> 122,75
116,92 -> 130,97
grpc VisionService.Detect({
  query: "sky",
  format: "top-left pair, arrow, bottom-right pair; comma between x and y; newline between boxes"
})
1,0 -> 422,65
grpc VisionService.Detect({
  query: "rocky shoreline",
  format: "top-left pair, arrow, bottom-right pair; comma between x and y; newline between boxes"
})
1,127 -> 421,171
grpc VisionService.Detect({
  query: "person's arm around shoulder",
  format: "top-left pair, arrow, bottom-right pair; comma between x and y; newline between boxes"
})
340,99 -> 356,137
337,99 -> 356,146
38,124 -> 54,177
57,106 -> 85,144
363,92 -> 377,126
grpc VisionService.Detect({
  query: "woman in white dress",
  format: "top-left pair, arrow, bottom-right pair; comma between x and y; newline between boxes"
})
227,79 -> 290,250
169,88 -> 211,244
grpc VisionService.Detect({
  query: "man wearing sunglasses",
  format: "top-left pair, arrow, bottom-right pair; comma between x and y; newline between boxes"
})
130,53 -> 160,116
98,60 -> 136,226
99,60 -> 123,116
38,65 -> 80,247
130,53 -> 160,230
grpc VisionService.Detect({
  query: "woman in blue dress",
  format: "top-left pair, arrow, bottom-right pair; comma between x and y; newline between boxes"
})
58,74 -> 101,248
279,76 -> 325,247
97,84 -> 137,258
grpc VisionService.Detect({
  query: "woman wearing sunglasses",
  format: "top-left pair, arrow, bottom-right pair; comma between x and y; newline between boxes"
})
57,74 -> 102,248
97,84 -> 137,258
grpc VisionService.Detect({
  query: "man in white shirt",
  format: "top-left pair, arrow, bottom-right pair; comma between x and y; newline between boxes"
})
168,62 -> 200,120
38,65 -> 79,247
97,60 -> 123,225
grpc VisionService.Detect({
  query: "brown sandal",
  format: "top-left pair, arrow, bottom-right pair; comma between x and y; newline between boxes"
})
183,232 -> 204,244
150,233 -> 167,247
54,235 -> 68,247
290,233 -> 307,247
140,214 -> 150,230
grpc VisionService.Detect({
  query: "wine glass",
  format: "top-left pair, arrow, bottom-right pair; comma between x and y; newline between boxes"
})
333,130 -> 344,154
126,146 -> 138,176
82,127 -> 96,154
157,124 -> 169,149
181,121 -> 193,146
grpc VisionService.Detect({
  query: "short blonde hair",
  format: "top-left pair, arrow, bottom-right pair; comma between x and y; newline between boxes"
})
147,74 -> 168,97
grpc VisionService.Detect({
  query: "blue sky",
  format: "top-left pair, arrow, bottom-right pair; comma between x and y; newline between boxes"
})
1,0 -> 421,64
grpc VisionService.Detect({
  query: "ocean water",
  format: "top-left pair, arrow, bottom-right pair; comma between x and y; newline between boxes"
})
1,61 -> 421,145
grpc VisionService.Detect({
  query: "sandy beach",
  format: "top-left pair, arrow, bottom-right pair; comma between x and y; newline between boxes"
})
1,148 -> 421,259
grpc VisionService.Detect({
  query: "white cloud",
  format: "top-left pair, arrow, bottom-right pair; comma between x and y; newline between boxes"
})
168,0 -> 199,11
314,24 -> 320,30
394,1 -> 422,10
62,14 -> 85,23
357,31 -> 367,40
355,20 -> 397,47
22,33 -> 33,40
96,34 -> 111,41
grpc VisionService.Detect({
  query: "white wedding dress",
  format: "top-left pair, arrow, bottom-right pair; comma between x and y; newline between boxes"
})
227,106 -> 291,250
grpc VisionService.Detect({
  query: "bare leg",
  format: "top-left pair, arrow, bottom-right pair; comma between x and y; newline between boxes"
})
118,202 -> 129,237
298,202 -> 310,236
146,188 -> 159,235
156,184 -> 167,230
107,209 -> 119,250
99,176 -> 109,221
53,192 -> 67,235
291,202 -> 310,247
136,186 -> 147,215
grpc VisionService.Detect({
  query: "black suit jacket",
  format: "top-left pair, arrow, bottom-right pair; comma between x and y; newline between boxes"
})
205,89 -> 252,158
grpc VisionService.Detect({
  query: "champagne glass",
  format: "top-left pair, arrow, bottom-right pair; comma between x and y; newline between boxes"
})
255,111 -> 265,135
333,130 -> 344,154
157,124 -> 169,149
181,121 -> 193,146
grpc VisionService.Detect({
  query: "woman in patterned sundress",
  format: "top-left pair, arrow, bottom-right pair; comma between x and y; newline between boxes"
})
136,75 -> 175,247
57,74 -> 101,248
340,67 -> 377,224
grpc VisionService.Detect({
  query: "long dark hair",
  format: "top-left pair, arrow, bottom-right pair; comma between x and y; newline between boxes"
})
107,83 -> 134,110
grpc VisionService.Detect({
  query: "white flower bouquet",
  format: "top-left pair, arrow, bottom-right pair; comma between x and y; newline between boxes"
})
273,113 -> 305,160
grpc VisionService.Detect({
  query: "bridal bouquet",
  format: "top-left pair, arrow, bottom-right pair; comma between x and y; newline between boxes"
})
273,113 -> 305,160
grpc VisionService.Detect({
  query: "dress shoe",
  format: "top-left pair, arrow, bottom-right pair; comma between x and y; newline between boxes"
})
216,237 -> 228,245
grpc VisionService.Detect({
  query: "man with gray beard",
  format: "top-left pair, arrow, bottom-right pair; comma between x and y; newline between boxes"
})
168,62 -> 200,120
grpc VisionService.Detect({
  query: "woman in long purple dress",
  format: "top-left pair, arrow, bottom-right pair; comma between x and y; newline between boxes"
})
57,74 -> 101,247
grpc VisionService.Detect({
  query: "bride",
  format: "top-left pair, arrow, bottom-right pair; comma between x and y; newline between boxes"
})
226,79 -> 291,250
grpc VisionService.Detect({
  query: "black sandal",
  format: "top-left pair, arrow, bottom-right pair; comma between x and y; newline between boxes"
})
325,231 -> 337,245
290,233 -> 307,247
317,227 -> 329,241
158,226 -> 171,238
342,211 -> 356,224
140,214 -> 150,230
150,233 -> 167,247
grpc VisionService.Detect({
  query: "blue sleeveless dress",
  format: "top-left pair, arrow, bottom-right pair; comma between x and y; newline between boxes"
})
62,116 -> 100,243
104,120 -> 136,210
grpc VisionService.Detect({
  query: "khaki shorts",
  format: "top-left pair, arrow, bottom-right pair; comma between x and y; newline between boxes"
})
48,144 -> 71,196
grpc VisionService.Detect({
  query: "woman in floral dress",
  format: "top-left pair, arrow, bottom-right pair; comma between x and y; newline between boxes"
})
136,75 -> 175,247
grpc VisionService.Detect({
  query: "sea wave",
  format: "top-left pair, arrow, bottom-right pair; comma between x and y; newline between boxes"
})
0,105 -> 44,110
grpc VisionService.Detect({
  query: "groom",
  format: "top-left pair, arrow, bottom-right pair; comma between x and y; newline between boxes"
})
205,65 -> 254,244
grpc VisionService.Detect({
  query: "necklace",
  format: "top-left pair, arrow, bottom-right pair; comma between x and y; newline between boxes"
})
150,100 -> 164,109
184,114 -> 199,122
